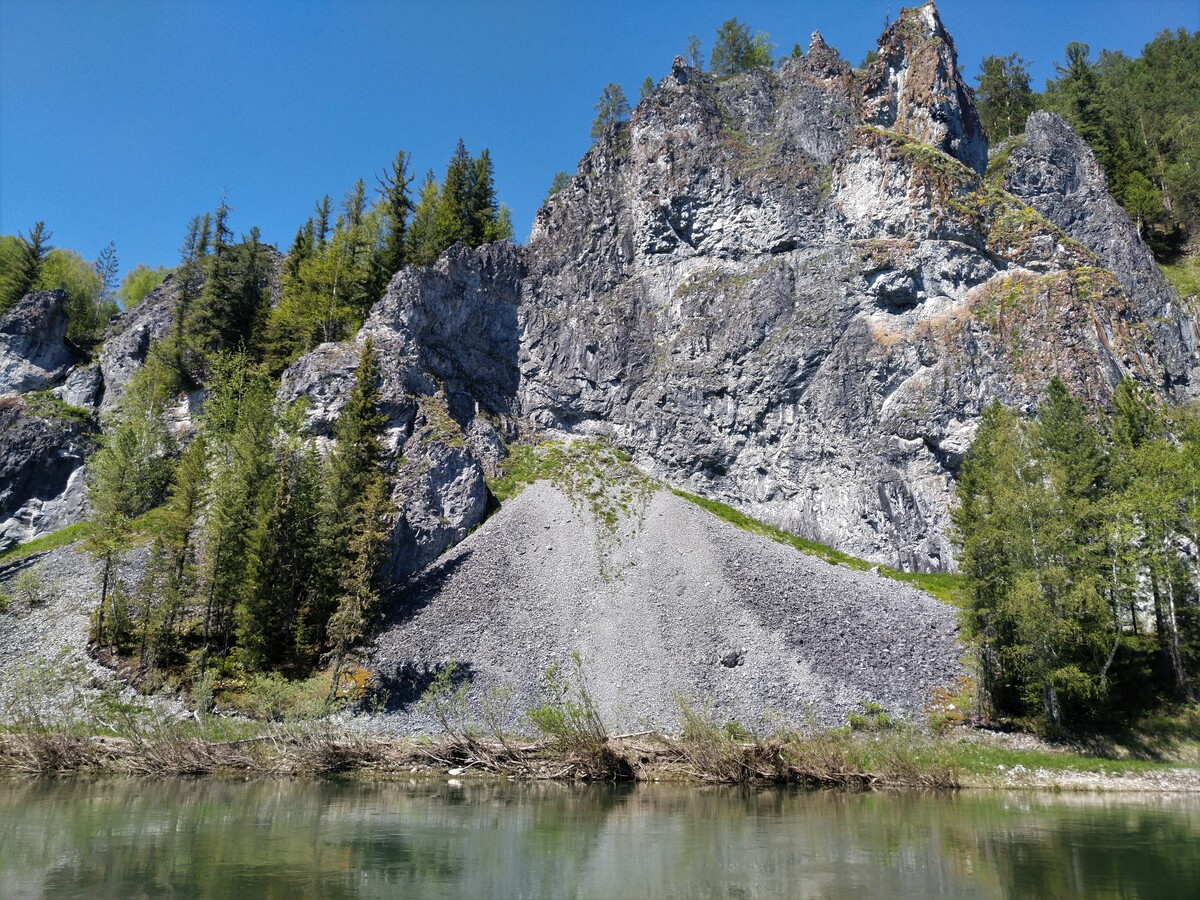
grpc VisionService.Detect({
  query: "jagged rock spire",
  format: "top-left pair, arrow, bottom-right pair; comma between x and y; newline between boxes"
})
859,1 -> 988,173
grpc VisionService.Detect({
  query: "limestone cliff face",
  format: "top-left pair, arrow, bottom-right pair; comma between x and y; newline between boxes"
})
276,3 -> 1195,577
1004,111 -> 1200,397
860,3 -> 987,175
0,399 -> 93,552
0,291 -> 78,396
1,2 -> 1193,580
515,3 -> 1192,572
280,243 -> 521,582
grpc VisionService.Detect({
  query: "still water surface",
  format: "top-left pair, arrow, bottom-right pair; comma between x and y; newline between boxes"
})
1,778 -> 1197,899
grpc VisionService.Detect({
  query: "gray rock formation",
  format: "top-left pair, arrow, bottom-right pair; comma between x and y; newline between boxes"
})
860,3 -> 988,175
512,2 -> 1188,572
281,243 -> 521,581
271,6 -> 1193,578
0,398 -> 94,552
0,291 -> 78,396
1004,110 -> 1200,396
97,276 -> 180,414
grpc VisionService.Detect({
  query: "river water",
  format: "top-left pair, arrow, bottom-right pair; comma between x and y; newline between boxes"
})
1,778 -> 1197,898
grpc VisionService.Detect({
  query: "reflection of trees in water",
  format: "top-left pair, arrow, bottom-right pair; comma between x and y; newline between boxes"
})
0,780 -> 1197,898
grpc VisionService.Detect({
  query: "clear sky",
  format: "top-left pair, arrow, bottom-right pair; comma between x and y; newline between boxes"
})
2,0 -> 1196,280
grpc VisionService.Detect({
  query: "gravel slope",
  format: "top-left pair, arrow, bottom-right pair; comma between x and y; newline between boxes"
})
369,482 -> 964,734
0,545 -> 140,716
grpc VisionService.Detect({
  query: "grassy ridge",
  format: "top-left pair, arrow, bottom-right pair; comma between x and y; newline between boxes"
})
0,522 -> 96,567
669,487 -> 965,605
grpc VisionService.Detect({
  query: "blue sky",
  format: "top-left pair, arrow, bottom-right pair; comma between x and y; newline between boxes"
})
2,0 -> 1196,280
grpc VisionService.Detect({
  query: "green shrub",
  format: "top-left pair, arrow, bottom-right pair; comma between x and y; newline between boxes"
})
526,652 -> 607,751
418,662 -> 472,739
12,569 -> 43,607
847,701 -> 894,732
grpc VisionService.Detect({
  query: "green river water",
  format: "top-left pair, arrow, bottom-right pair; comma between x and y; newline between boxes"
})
0,778 -> 1197,898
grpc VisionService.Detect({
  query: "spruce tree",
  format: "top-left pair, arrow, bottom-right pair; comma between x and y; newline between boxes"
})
468,149 -> 499,245
141,433 -> 208,670
326,473 -> 391,699
710,19 -> 773,77
408,170 -> 442,266
238,411 -> 322,671
436,138 -> 474,250
975,53 -> 1035,140
0,221 -> 52,313
197,357 -> 276,674
301,337 -> 386,658
314,195 -> 332,249
86,398 -> 173,649
375,149 -> 413,283
94,241 -> 119,307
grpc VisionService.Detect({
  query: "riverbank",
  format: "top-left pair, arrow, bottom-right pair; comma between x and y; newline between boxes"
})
4,721 -> 1199,792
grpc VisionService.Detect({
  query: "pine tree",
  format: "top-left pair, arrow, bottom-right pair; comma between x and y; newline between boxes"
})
345,179 -> 366,231
436,138 -> 474,250
468,149 -> 499,245
85,397 -> 173,649
639,76 -> 654,101
545,171 -> 571,203
196,357 -> 277,674
301,337 -> 386,658
375,149 -> 413,284
975,53 -> 1035,140
314,195 -> 331,249
94,241 -> 119,307
326,473 -> 391,699
141,433 -> 208,670
238,422 -> 322,672
284,220 -> 315,283
685,34 -> 703,69
0,221 -> 52,313
408,170 -> 442,266
590,84 -> 630,141
710,19 -> 774,77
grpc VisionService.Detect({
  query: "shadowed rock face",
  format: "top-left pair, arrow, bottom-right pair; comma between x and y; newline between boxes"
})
0,399 -> 93,552
281,243 -> 522,582
0,291 -> 78,396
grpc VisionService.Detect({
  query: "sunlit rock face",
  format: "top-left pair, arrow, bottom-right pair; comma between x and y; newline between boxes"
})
281,3 -> 1194,576
0,290 -> 78,396
280,242 -> 521,582
512,2 -> 1192,572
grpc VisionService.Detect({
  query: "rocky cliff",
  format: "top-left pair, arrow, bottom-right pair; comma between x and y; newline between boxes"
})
513,3 -> 1195,571
1,2 -> 1194,581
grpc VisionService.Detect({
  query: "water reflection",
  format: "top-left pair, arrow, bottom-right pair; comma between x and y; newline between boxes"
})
0,779 -> 1196,899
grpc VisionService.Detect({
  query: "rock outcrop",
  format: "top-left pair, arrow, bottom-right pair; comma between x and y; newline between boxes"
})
513,2 -> 1186,572
0,291 -> 78,396
0,398 -> 93,552
1004,110 -> 1200,396
97,276 -> 180,414
281,243 -> 521,580
860,3 -> 988,174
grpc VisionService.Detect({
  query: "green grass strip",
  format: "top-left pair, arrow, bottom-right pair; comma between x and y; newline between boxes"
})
669,487 -> 965,604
